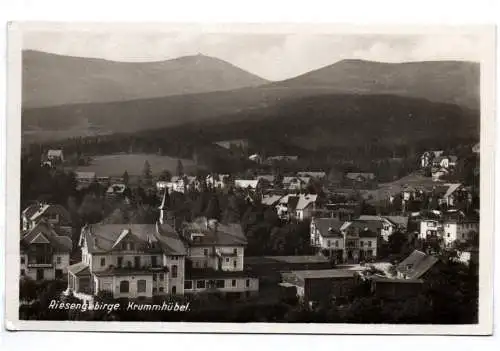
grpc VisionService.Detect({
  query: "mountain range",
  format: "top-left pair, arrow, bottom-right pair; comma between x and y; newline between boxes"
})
21,50 -> 480,145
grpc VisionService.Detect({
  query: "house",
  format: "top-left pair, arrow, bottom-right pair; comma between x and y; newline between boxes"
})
357,215 -> 408,241
22,202 -> 72,233
280,269 -> 358,304
214,139 -> 249,151
47,149 -> 64,164
156,180 -> 170,192
310,218 -> 378,263
106,183 -> 128,199
432,155 -> 457,169
20,221 -> 72,281
282,176 -> 311,191
261,194 -> 283,207
440,183 -> 471,208
248,154 -> 263,164
396,250 -> 440,280
180,217 -> 259,298
74,172 -> 96,188
244,256 -> 332,283
234,179 -> 261,192
431,167 -> 449,181
310,218 -> 345,258
419,215 -> 444,240
297,171 -> 327,180
420,150 -> 444,168
340,221 -> 378,263
68,222 -> 187,299
345,172 -> 375,184
442,210 -> 479,247
276,194 -> 317,221
255,174 -> 275,187
370,275 -> 424,300
206,174 -> 230,189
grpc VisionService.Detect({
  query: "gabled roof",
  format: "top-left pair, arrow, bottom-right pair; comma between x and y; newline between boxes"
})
384,216 -> 409,228
106,183 -> 127,194
67,262 -> 90,276
313,218 -> 344,238
396,250 -> 439,280
343,220 -> 380,237
261,194 -> 283,206
81,222 -> 186,255
20,221 -> 72,253
296,194 -> 318,210
25,203 -> 71,224
443,183 -> 463,199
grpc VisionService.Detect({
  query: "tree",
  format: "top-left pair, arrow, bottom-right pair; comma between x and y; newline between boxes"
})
222,195 -> 241,223
205,195 -> 221,220
142,160 -> 153,187
122,171 -> 130,186
176,159 -> 184,177
159,169 -> 172,182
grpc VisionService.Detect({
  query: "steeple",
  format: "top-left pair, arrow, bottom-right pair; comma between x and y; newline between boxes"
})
159,189 -> 170,224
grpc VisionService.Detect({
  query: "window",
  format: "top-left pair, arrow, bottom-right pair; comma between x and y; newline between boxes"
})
152,288 -> 157,293
159,287 -> 164,292
447,233 -> 450,237
100,258 -> 106,267
171,265 -> 178,278
203,249 -> 209,256
335,241 -> 339,248
216,280 -> 225,288
246,279 -> 250,288
121,242 -> 127,250
232,279 -> 236,287
151,256 -> 157,267
20,269 -> 25,276
117,257 -> 123,267
137,280 -> 146,293
159,273 -> 164,281
119,280 -> 129,293
195,261 -> 200,268
367,250 -> 373,257
184,280 -> 193,290
126,261 -> 132,268
171,286 -> 176,295
134,256 -> 140,268
225,257 -> 230,263
233,248 -> 237,255
129,243 -> 135,250
55,269 -> 63,279
196,280 -> 206,289
327,240 -> 331,247
56,256 -> 61,264
233,260 -> 237,269
360,241 -> 364,247
20,257 -> 25,264
368,241 -> 372,248
204,261 -> 208,268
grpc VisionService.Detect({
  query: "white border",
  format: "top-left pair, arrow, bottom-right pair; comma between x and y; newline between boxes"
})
4,22 -> 496,335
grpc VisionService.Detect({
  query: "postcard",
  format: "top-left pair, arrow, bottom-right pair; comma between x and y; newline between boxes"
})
4,22 -> 495,334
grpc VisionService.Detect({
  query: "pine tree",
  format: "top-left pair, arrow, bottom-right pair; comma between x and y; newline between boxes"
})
142,160 -> 152,187
176,159 -> 184,177
205,195 -> 221,220
122,171 -> 130,186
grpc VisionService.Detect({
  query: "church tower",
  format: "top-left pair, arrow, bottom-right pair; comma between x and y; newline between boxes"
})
159,189 -> 172,225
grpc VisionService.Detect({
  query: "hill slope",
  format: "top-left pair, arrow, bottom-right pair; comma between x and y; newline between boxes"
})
22,50 -> 269,108
276,59 -> 480,109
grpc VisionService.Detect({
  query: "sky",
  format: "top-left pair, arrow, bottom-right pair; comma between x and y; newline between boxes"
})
22,27 -> 487,81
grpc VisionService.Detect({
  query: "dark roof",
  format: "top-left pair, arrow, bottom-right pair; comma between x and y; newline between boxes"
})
182,217 -> 247,247
186,268 -> 257,279
291,269 -> 356,280
371,275 -> 423,284
345,220 -> 380,237
20,221 -> 72,253
245,255 -> 329,265
93,266 -> 168,277
313,218 -> 344,237
384,216 -> 409,227
397,250 -> 439,279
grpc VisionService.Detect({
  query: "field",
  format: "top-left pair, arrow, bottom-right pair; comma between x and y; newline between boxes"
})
71,153 -> 199,177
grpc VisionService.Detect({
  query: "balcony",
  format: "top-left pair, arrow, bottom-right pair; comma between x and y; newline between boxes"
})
27,262 -> 53,268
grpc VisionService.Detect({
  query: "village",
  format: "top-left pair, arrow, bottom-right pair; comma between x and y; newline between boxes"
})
18,139 -> 480,323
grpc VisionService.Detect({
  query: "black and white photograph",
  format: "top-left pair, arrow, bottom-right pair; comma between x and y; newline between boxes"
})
4,23 -> 495,334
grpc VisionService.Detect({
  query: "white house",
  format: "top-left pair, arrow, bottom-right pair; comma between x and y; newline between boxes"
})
276,194 -> 317,221
282,177 -> 311,191
442,210 -> 479,247
22,202 -> 72,233
206,174 -> 229,189
47,149 -> 64,163
20,221 -> 72,281
357,215 -> 408,241
234,179 -> 261,192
